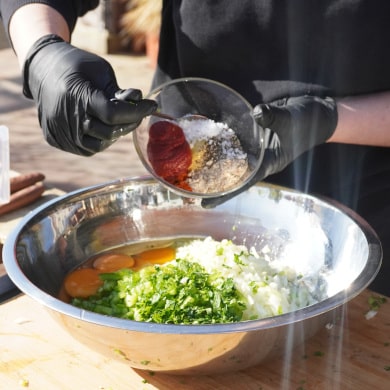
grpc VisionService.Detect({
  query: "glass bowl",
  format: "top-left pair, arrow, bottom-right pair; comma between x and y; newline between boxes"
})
133,77 -> 265,198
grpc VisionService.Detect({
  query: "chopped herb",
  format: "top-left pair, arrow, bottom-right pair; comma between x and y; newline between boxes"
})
216,246 -> 224,256
233,252 -> 246,266
19,379 -> 29,387
368,295 -> 387,311
314,350 -> 325,357
297,379 -> 307,389
72,259 -> 246,324
365,295 -> 387,319
384,366 -> 390,371
249,280 -> 259,294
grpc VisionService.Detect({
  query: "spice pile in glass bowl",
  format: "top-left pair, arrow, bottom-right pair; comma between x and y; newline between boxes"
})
147,118 -> 249,194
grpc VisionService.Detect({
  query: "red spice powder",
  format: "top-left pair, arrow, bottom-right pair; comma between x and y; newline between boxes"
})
147,121 -> 192,190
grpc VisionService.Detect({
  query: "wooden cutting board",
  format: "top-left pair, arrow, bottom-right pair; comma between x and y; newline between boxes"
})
0,289 -> 389,390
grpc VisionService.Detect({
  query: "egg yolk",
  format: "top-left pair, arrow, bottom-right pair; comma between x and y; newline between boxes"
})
93,253 -> 135,272
64,268 -> 103,298
134,247 -> 176,268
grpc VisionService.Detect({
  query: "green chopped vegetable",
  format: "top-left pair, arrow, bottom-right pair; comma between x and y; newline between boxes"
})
368,295 -> 387,311
19,379 -> 29,387
72,259 -> 246,324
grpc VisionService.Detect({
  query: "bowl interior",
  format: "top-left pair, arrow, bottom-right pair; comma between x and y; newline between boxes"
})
4,178 -> 381,333
133,78 -> 264,198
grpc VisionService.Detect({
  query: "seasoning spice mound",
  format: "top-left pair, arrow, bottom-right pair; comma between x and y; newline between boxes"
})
180,118 -> 249,193
146,118 -> 249,194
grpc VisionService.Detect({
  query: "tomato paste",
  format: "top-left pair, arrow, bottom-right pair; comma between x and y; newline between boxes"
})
147,121 -> 192,190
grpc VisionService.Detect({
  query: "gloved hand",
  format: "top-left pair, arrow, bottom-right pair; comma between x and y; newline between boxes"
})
23,34 -> 157,156
202,95 -> 338,208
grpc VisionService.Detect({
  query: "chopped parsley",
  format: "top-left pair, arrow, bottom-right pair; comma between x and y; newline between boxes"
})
72,259 -> 246,324
233,252 -> 246,266
368,295 -> 387,311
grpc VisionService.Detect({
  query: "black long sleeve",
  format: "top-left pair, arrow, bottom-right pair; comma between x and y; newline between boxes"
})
0,0 -> 99,39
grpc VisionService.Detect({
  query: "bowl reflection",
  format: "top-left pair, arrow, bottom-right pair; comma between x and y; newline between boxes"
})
3,177 -> 381,375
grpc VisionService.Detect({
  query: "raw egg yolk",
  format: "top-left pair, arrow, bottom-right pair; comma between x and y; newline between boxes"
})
64,268 -> 103,298
93,253 -> 135,272
134,247 -> 176,268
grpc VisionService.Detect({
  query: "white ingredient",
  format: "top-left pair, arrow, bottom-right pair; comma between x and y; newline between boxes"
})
179,118 -> 226,145
178,118 -> 249,193
174,237 -> 328,320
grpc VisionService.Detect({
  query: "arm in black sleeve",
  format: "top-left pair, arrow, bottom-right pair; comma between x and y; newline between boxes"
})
0,0 -> 99,39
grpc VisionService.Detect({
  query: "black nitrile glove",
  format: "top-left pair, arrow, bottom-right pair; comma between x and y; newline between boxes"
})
23,34 -> 157,156
202,95 -> 338,208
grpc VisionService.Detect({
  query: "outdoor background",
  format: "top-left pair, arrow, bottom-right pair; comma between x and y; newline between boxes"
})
0,1 -> 157,192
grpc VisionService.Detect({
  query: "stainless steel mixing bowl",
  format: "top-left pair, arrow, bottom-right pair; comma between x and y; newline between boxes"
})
3,177 -> 382,375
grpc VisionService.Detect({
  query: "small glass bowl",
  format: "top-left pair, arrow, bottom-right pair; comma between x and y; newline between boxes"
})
133,77 -> 264,198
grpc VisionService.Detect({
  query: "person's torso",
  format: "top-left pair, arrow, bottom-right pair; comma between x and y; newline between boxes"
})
157,0 -> 390,104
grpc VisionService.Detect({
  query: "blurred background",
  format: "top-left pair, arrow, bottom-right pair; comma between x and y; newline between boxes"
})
0,0 -> 161,192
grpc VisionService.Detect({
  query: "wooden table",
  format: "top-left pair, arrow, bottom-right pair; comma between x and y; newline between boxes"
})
0,290 -> 388,389
1,184 -> 389,389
